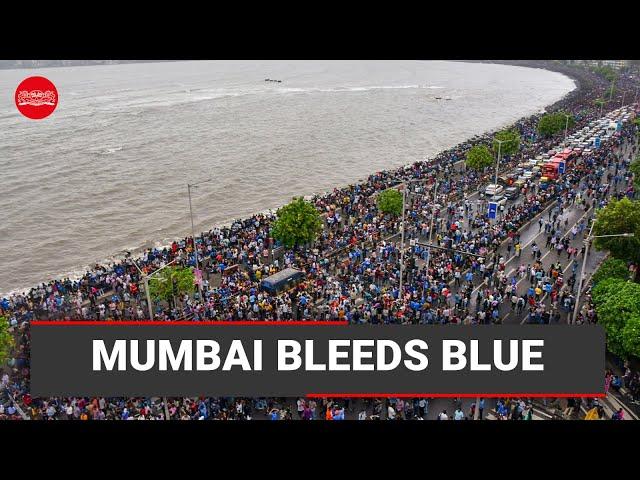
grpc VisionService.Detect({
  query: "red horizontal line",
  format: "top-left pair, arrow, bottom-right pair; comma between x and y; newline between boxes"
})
305,393 -> 606,398
31,320 -> 348,326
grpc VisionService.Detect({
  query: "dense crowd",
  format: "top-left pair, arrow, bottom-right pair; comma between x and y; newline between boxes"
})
1,62 -> 639,420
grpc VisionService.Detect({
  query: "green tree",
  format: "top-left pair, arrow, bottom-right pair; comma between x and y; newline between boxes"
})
591,258 -> 630,285
465,145 -> 494,171
377,188 -> 403,216
629,156 -> 640,188
538,113 -> 561,137
537,112 -> 575,138
622,314 -> 640,359
271,197 -> 323,249
0,316 -> 15,366
593,66 -> 618,82
591,277 -> 621,305
493,129 -> 521,157
592,278 -> 640,359
593,198 -> 640,265
148,266 -> 195,308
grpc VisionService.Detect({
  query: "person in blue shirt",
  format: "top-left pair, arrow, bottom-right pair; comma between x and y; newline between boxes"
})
198,401 -> 209,419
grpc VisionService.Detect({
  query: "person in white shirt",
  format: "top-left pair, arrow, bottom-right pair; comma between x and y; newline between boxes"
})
387,405 -> 396,420
438,410 -> 449,420
454,408 -> 465,420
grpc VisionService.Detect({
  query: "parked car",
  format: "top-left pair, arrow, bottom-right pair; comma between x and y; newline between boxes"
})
504,186 -> 520,200
485,183 -> 504,196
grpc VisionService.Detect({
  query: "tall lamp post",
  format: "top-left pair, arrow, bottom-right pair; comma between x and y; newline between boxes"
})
493,139 -> 505,189
610,78 -> 616,103
424,180 -> 439,276
399,186 -> 406,294
130,257 -> 178,320
398,178 -> 439,294
187,178 -> 213,301
571,227 -> 634,324
562,113 -> 572,142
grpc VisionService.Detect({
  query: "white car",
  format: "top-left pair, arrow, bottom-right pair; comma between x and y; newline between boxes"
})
485,184 -> 503,196
522,170 -> 534,180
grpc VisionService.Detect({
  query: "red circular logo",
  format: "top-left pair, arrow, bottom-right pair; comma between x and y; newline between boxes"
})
15,76 -> 58,120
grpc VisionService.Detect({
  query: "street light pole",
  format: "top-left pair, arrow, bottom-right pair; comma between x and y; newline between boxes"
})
187,178 -> 213,302
399,186 -> 406,295
572,220 -> 595,325
563,114 -> 571,142
572,225 -> 634,324
131,257 -> 178,320
399,179 -> 435,297
424,180 -> 439,276
187,183 -> 202,301
609,78 -> 615,103
494,139 -> 504,188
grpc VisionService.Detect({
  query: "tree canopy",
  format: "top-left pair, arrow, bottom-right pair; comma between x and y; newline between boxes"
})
592,258 -> 630,285
592,198 -> 640,265
377,188 -> 403,216
629,156 -> 640,188
0,316 -> 15,367
271,197 -> 323,249
592,278 -> 640,359
493,129 -> 521,157
591,65 -> 619,82
148,266 -> 195,307
465,145 -> 494,171
537,112 -> 576,138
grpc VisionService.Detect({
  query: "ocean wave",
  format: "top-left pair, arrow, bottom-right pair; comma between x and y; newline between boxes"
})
277,85 -> 426,94
88,145 -> 124,155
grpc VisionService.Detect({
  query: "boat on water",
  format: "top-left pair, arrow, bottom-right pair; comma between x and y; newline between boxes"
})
264,79 -> 282,83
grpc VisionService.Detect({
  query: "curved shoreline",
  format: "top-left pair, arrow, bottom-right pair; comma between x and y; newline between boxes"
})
2,61 -> 583,298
